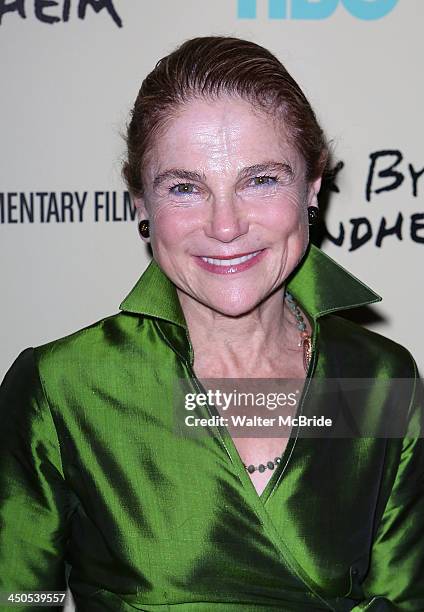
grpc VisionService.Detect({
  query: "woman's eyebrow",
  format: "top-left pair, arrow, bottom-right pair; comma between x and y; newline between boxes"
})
237,162 -> 294,180
153,169 -> 206,189
152,162 -> 293,189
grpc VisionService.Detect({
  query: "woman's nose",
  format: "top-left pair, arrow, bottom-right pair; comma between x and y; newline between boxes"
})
204,196 -> 249,243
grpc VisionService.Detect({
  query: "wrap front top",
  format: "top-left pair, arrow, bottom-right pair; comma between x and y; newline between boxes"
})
1,244 -> 423,611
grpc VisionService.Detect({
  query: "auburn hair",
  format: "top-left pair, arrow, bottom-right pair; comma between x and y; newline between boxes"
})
122,36 -> 329,198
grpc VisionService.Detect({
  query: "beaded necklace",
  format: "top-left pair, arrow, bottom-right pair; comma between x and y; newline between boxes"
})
243,290 -> 312,475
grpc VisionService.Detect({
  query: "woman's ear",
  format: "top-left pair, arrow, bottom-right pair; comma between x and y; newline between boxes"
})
133,196 -> 149,221
307,176 -> 323,208
133,197 -> 151,242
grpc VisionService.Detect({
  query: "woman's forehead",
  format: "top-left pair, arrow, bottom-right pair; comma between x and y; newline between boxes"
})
156,96 -> 288,140
146,96 -> 301,174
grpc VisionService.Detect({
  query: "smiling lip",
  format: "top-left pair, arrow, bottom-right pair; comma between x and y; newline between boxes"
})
200,251 -> 258,260
194,249 -> 266,274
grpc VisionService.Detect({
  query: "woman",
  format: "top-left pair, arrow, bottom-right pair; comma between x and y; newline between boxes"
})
0,37 -> 423,611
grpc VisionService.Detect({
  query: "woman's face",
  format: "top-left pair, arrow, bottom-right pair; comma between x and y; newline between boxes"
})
136,96 -> 321,317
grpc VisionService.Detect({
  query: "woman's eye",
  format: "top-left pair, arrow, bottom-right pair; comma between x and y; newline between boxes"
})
170,183 -> 197,195
251,175 -> 277,187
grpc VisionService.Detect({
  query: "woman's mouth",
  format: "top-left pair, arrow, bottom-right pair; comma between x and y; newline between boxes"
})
195,249 -> 266,274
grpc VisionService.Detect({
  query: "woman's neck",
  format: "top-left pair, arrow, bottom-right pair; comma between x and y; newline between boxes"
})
177,287 -> 305,378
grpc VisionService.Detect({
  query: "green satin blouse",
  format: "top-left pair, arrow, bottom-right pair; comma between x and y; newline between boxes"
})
0,244 -> 423,611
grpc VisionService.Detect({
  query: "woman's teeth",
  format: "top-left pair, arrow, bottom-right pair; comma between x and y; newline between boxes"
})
200,251 -> 261,266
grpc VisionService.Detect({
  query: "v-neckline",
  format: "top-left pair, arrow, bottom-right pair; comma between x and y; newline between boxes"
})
205,363 -> 314,505
189,316 -> 318,506
183,324 -> 335,609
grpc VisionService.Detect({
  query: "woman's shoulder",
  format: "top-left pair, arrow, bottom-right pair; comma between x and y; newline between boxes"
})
318,313 -> 418,379
28,310 -> 149,382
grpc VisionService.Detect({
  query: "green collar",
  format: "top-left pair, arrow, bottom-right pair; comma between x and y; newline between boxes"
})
119,243 -> 382,328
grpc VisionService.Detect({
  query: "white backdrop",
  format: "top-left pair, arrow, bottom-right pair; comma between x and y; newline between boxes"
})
2,0 -> 423,379
1,1 -> 423,608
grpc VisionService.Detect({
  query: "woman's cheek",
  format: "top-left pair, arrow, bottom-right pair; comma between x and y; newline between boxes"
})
254,195 -> 305,233
151,203 -> 200,244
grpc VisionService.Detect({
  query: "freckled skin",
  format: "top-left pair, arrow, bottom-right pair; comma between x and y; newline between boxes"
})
136,96 -> 321,325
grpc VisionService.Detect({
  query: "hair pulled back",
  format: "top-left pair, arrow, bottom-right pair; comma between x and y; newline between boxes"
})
122,36 -> 328,198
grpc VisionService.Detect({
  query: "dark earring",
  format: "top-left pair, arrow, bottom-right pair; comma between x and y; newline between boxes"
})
138,219 -> 150,238
307,206 -> 319,226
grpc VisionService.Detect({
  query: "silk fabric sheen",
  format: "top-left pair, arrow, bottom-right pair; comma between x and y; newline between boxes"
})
0,244 -> 423,611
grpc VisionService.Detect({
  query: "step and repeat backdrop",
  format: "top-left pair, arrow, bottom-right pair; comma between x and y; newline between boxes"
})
1,2 -> 422,372
1,1 -> 423,609
0,0 -> 424,356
